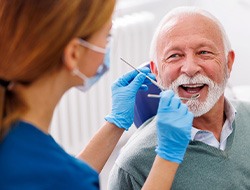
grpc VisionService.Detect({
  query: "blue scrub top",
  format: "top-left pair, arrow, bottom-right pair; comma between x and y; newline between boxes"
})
0,121 -> 99,190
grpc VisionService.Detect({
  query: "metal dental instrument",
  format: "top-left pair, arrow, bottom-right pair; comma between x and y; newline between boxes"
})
120,57 -> 166,91
147,93 -> 200,100
120,57 -> 200,101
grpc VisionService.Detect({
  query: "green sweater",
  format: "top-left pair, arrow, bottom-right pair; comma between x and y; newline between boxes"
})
108,100 -> 250,190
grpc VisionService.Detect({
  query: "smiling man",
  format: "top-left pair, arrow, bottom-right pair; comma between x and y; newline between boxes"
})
108,7 -> 250,190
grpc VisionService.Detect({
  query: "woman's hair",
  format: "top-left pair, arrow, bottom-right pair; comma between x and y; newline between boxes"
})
0,0 -> 115,138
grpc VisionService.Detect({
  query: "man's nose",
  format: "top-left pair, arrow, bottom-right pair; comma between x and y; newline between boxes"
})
180,55 -> 201,77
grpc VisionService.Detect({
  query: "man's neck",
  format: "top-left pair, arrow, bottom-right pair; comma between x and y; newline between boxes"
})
192,96 -> 225,141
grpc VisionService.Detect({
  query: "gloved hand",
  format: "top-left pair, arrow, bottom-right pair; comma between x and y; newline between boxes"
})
155,90 -> 194,163
105,67 -> 153,130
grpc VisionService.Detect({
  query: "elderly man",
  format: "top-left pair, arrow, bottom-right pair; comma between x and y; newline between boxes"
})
108,6 -> 250,190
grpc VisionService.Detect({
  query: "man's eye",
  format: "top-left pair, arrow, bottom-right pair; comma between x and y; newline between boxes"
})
169,54 -> 181,58
199,51 -> 210,55
162,54 -> 182,62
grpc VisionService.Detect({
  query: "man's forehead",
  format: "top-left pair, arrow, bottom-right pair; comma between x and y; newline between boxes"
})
164,14 -> 213,29
161,39 -> 218,51
157,14 -> 222,45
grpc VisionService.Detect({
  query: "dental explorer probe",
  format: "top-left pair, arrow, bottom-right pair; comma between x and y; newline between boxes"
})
120,58 -> 166,91
120,57 -> 200,101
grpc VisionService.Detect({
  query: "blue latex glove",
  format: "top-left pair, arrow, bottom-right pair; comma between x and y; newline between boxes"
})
105,67 -> 152,130
155,90 -> 194,163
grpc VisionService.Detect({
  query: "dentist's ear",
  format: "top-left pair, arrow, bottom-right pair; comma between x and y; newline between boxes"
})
63,38 -> 82,71
150,61 -> 158,76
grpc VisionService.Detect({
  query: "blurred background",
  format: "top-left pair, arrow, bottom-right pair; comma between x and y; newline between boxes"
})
49,0 -> 250,189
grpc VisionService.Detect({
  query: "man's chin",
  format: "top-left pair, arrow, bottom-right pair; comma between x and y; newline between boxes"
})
186,100 -> 211,117
186,90 -> 224,117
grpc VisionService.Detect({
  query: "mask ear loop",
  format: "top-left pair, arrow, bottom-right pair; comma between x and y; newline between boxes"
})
78,39 -> 106,54
72,68 -> 88,81
74,38 -> 109,87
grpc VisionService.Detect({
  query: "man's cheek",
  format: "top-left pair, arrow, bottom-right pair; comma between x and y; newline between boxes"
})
160,73 -> 174,86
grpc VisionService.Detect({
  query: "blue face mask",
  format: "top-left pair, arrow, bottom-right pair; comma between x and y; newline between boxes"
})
72,39 -> 110,92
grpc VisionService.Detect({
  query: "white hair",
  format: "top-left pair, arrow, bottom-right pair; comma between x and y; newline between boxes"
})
149,6 -> 232,66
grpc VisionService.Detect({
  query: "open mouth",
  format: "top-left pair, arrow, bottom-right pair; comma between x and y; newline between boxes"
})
179,83 -> 207,97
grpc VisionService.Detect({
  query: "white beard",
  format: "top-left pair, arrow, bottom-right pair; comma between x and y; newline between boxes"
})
167,73 -> 228,117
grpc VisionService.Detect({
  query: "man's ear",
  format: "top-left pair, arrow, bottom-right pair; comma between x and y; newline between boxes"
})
227,50 -> 235,77
150,61 -> 158,76
63,38 -> 82,71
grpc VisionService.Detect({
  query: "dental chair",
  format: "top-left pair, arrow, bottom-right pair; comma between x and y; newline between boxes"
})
133,63 -> 161,128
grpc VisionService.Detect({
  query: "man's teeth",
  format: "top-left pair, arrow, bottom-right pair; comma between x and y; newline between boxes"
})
182,84 -> 204,88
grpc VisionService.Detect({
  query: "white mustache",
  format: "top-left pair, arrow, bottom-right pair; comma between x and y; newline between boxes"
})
170,74 -> 215,89
167,73 -> 227,117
